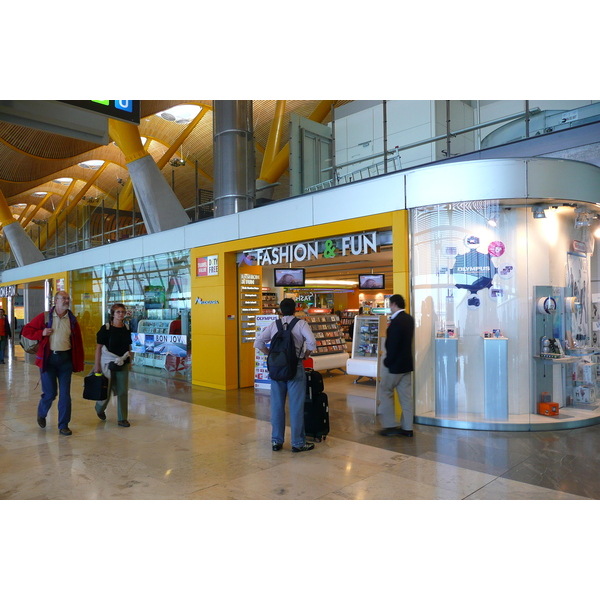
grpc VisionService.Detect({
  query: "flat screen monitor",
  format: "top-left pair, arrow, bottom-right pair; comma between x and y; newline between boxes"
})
274,268 -> 305,287
358,274 -> 385,290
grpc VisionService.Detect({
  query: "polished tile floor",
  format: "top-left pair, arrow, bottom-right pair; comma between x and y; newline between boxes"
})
1,347 -> 599,500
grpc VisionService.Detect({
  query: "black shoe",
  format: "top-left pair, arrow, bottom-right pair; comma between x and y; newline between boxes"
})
59,428 -> 72,436
118,420 -> 130,427
272,443 -> 283,451
37,416 -> 46,429
379,427 -> 414,437
292,442 -> 315,453
0,360 -> 5,364
97,411 -> 106,421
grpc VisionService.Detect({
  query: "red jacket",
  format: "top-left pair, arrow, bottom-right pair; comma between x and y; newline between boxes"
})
22,310 -> 85,373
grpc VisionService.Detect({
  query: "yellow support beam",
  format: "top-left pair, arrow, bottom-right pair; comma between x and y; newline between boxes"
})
36,179 -> 77,249
0,188 -> 17,227
21,193 -> 51,228
260,100 -> 335,184
156,107 -> 209,171
116,108 -> 209,212
49,163 -> 109,244
259,101 -> 287,181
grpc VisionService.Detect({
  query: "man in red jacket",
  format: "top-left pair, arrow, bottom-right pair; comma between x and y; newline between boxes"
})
22,291 -> 85,436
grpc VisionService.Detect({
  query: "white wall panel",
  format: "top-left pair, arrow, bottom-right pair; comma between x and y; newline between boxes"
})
183,214 -> 239,248
313,173 -> 405,224
406,159 -> 528,208
238,197 -> 314,238
527,158 -> 600,202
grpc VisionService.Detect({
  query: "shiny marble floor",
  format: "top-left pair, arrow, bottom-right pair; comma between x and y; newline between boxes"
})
1,348 -> 599,501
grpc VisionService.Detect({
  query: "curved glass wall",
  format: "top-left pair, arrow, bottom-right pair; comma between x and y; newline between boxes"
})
411,200 -> 600,431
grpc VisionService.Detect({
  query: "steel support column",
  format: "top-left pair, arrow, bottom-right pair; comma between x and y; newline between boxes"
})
213,101 -> 255,218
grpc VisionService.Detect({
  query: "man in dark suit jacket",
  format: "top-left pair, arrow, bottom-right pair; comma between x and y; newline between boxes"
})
378,294 -> 415,437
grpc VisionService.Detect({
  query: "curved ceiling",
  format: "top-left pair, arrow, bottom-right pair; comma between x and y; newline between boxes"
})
0,101 -> 351,228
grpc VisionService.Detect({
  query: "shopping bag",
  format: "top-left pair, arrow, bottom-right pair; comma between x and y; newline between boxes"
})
83,372 -> 109,401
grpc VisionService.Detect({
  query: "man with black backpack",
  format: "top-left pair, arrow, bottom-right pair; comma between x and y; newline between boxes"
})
254,298 -> 317,453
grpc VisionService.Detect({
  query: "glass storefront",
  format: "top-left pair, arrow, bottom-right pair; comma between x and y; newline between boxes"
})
411,199 -> 600,430
71,250 -> 191,380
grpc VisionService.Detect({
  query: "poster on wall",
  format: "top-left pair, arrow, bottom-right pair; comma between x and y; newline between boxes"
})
131,332 -> 188,357
254,314 -> 278,389
144,286 -> 165,309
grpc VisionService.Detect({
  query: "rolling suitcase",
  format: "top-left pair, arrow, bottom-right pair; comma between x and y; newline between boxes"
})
305,367 -> 324,400
304,391 -> 329,442
304,367 -> 329,442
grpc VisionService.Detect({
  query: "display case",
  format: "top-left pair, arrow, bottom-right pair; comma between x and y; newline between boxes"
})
346,315 -> 388,382
306,314 -> 345,355
305,314 -> 349,373
133,319 -> 178,369
340,309 -> 358,342
569,355 -> 598,407
261,291 -> 279,314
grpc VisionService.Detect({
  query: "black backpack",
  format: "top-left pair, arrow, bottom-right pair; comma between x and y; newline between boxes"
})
267,318 -> 300,381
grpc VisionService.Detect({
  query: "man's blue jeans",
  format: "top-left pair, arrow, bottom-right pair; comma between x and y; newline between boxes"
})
0,335 -> 7,362
38,351 -> 73,430
270,361 -> 306,448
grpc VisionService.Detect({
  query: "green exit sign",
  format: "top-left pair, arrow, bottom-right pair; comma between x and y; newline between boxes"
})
59,100 -> 141,124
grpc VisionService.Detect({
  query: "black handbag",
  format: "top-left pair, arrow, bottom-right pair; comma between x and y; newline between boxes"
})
83,372 -> 109,401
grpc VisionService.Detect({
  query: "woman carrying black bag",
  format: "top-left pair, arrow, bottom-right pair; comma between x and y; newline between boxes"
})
93,303 -> 132,427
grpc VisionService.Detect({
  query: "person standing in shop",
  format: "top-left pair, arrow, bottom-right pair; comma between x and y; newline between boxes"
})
0,307 -> 11,364
254,297 -> 317,453
22,291 -> 85,436
377,294 -> 415,438
93,303 -> 133,427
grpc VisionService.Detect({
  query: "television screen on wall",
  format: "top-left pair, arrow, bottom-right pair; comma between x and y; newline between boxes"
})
358,274 -> 385,290
274,268 -> 305,287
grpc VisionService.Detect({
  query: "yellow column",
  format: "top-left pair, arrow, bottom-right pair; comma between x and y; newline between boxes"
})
190,249 -> 239,389
392,209 -> 411,310
259,101 -> 287,181
0,188 -> 16,227
260,101 -> 335,184
21,193 -> 51,228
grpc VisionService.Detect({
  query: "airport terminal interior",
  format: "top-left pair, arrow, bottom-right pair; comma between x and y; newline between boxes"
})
3,99 -> 600,505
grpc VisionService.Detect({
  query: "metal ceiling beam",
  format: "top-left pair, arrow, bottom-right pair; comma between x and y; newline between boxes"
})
108,119 -> 189,233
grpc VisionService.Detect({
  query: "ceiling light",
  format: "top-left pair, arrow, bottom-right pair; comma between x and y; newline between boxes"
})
305,279 -> 358,286
53,177 -> 72,185
31,191 -> 47,197
157,104 -> 201,125
532,207 -> 546,219
487,217 -> 498,227
78,160 -> 105,169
